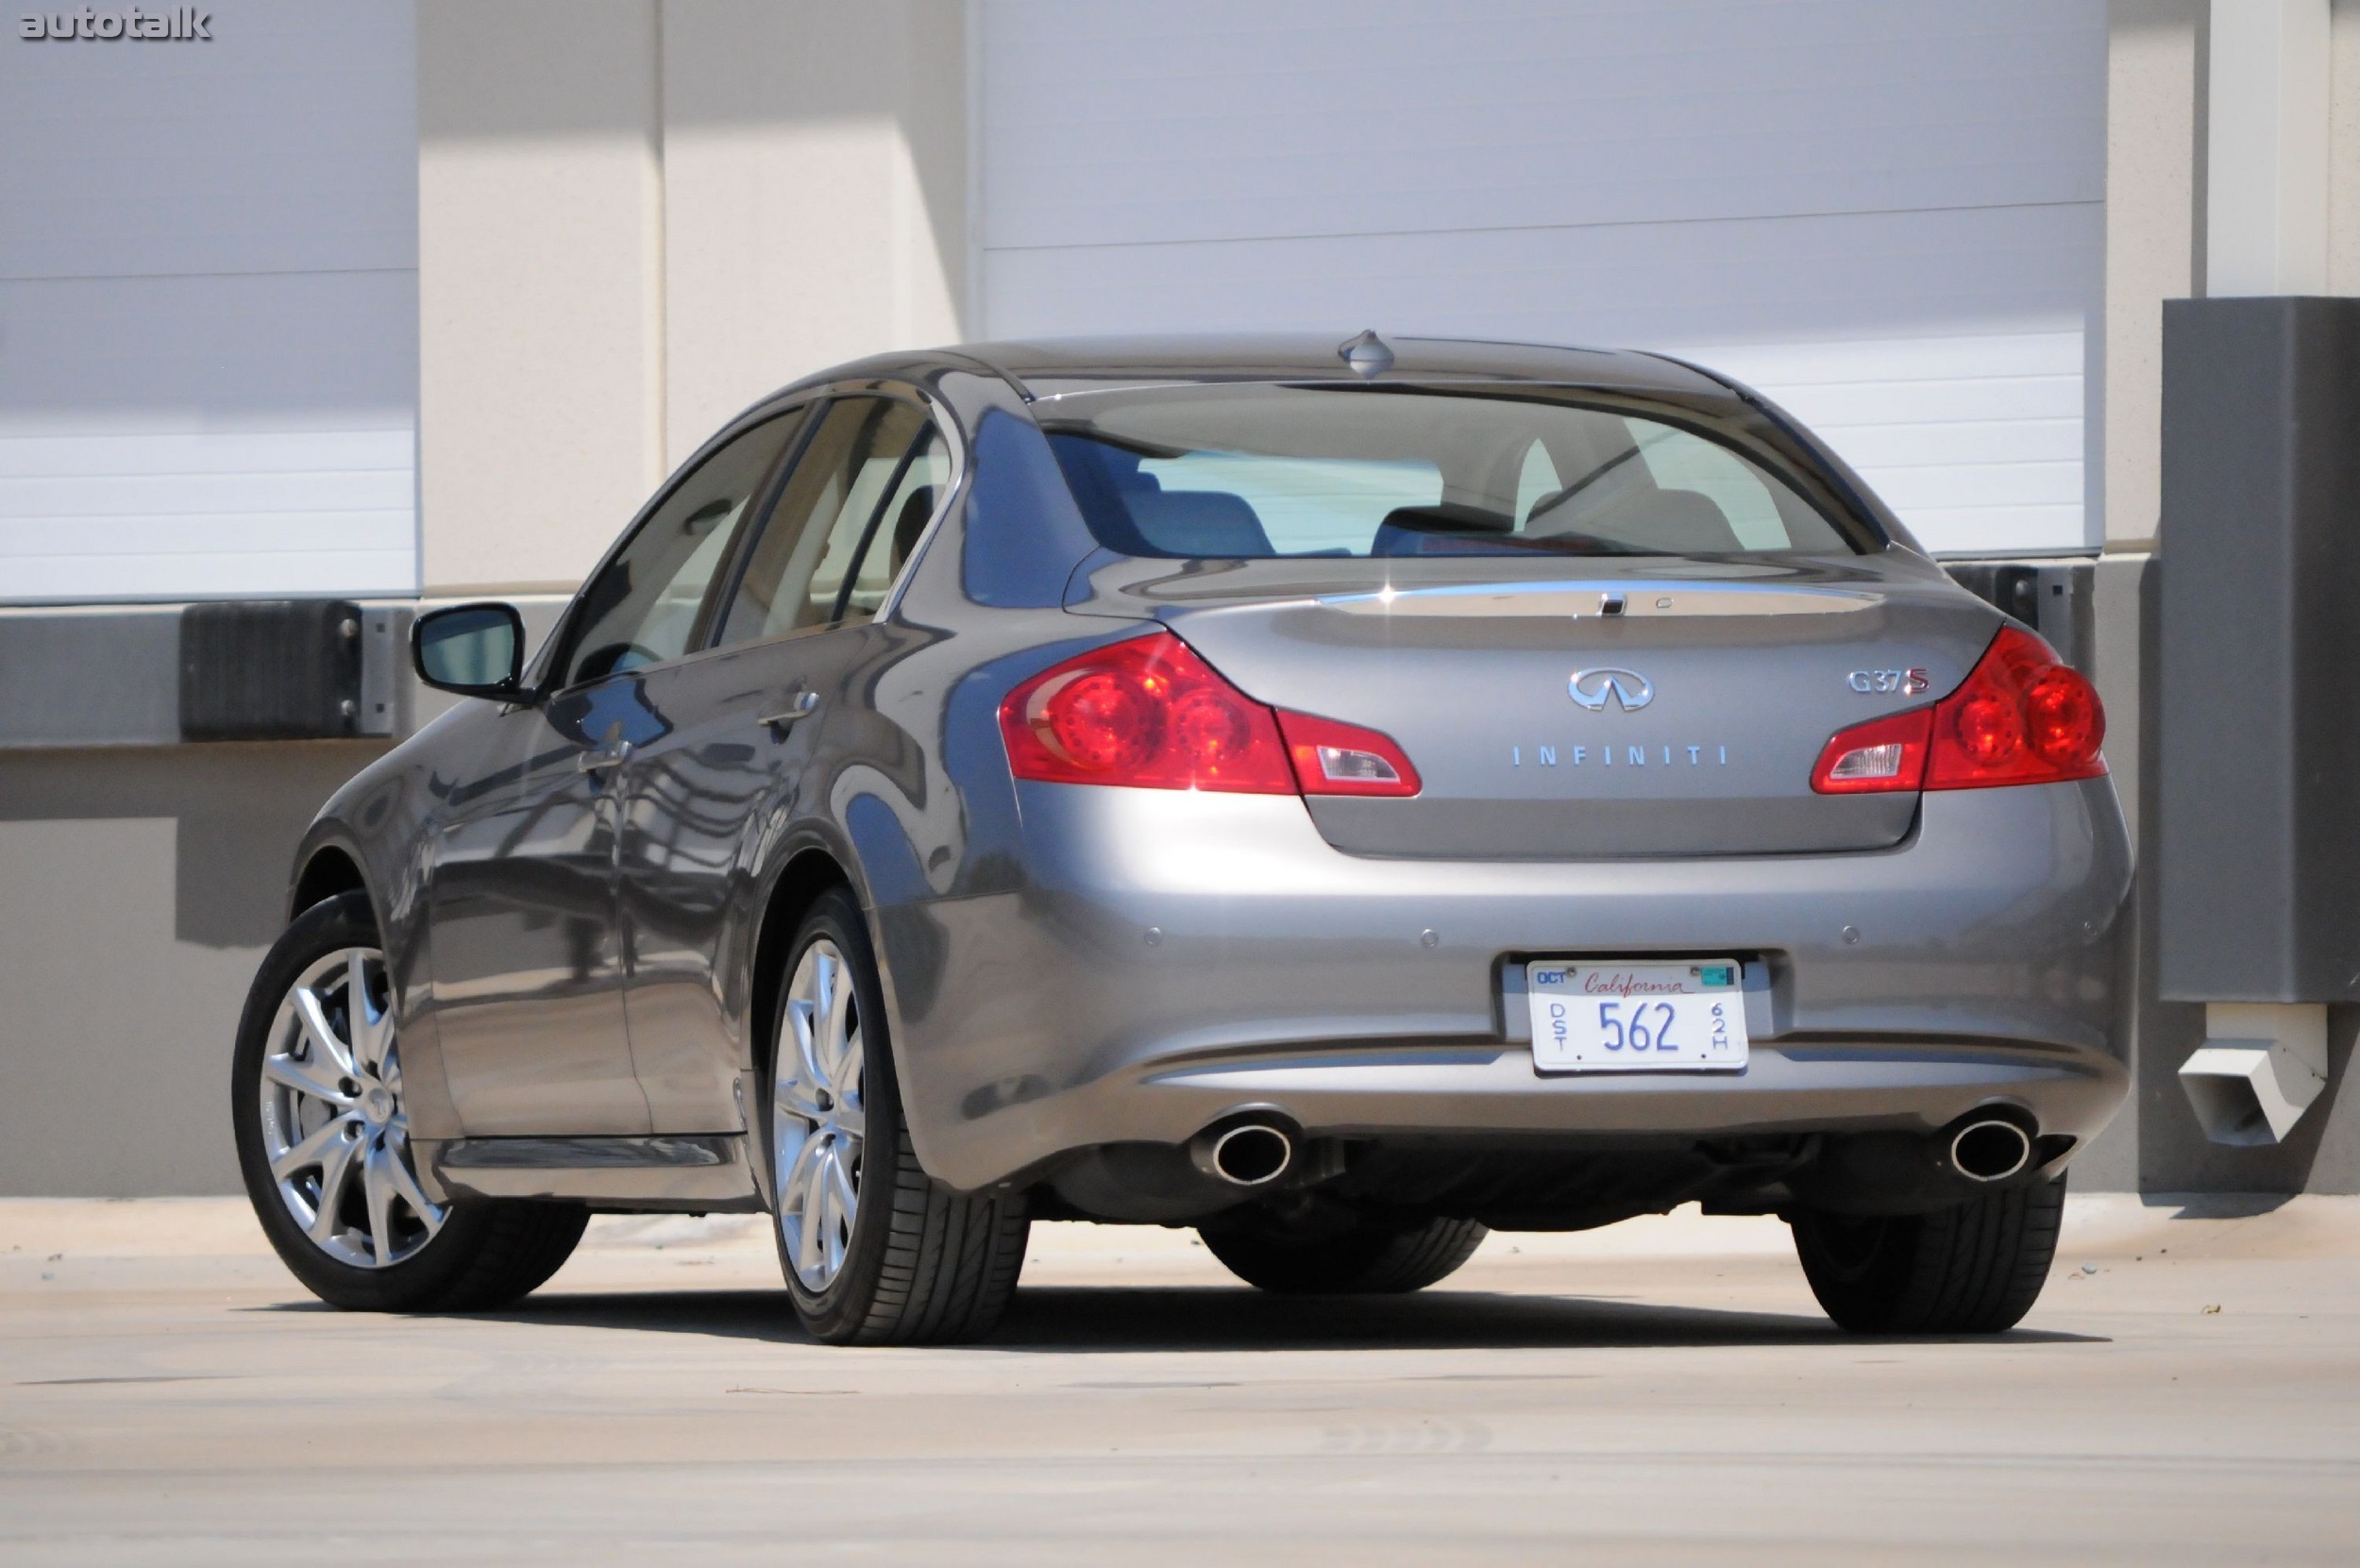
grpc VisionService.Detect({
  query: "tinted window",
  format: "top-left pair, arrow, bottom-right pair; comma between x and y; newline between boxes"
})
1040,385 -> 1858,559
557,410 -> 804,688
838,425 -> 949,620
714,397 -> 940,647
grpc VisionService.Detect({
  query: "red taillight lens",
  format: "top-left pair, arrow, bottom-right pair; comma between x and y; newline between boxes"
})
1811,626 -> 2105,794
1274,710 -> 1423,797
999,632 -> 1422,797
1000,632 -> 1295,792
1926,627 -> 2105,788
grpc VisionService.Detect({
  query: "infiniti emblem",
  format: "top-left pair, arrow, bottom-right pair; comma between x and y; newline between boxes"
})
1569,667 -> 1654,712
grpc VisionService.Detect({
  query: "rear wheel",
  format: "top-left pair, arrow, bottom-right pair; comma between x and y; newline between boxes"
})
1201,1211 -> 1489,1294
765,889 -> 1029,1343
232,892 -> 588,1311
1789,1176 -> 2065,1334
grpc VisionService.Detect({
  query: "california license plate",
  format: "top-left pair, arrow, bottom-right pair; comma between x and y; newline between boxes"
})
1526,960 -> 1748,1072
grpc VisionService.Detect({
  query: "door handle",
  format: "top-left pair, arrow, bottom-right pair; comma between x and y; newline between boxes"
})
757,691 -> 821,733
577,738 -> 634,772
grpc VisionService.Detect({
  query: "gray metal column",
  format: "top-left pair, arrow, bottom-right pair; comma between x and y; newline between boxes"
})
2155,295 -> 2360,1174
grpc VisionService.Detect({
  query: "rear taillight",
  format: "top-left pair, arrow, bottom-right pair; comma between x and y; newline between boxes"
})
999,632 -> 1420,797
1811,626 -> 2105,794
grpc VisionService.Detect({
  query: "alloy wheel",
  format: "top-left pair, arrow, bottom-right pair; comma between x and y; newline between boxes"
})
256,947 -> 445,1268
773,938 -> 867,1290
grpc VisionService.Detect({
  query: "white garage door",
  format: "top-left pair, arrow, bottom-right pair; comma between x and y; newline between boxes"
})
976,0 -> 2104,557
0,1 -> 418,603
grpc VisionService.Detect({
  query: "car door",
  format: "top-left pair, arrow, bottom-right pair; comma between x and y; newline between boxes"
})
422,408 -> 807,1136
616,393 -> 951,1133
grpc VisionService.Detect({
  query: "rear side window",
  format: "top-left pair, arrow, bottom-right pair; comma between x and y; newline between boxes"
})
713,397 -> 941,647
1040,385 -> 1859,560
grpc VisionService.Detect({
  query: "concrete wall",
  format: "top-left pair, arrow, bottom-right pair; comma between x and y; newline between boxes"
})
2103,0 -> 2204,554
416,0 -> 967,595
0,1 -> 973,1196
659,0 -> 968,466
417,0 -> 666,597
2335,0 -> 2360,288
0,744 -> 390,1195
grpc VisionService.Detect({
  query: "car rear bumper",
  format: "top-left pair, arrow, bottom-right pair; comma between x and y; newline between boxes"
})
874,776 -> 2132,1193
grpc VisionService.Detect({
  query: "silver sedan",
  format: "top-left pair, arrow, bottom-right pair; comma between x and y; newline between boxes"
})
230,334 -> 2130,1342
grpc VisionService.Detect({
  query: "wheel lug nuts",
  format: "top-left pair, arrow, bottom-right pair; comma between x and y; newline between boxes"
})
340,1079 -> 360,1096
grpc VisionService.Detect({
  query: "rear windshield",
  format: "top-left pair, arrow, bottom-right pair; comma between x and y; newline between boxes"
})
1038,384 -> 1862,559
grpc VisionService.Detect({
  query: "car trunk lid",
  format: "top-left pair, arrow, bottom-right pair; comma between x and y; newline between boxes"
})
1071,555 -> 2002,858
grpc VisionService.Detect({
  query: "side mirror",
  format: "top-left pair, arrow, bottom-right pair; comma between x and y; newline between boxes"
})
413,602 -> 528,699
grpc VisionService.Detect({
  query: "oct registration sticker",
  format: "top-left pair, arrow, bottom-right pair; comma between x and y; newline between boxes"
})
1526,960 -> 1748,1073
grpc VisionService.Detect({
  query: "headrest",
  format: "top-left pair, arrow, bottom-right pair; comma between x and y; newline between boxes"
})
1126,490 -> 1273,557
891,485 -> 939,566
1576,488 -> 1743,554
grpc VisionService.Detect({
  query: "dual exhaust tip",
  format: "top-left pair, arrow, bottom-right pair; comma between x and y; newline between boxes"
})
1187,1112 -> 2031,1192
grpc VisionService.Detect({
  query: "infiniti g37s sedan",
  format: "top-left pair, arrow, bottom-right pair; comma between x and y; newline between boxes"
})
232,333 -> 2129,1343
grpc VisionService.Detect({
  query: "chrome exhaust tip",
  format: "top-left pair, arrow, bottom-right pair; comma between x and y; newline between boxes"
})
1190,1121 -> 1294,1188
1948,1118 -> 2033,1183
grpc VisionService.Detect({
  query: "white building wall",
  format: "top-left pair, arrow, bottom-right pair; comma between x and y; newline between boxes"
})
0,0 -> 419,602
414,0 -> 969,595
976,0 -> 2106,556
416,0 -> 664,598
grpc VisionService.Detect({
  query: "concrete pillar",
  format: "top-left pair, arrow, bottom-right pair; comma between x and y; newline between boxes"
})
658,0 -> 969,465
415,1 -> 968,588
2204,0 -> 2332,295
2104,0 -> 2206,552
2332,0 -> 2360,290
416,1 -> 666,598
2086,1 -> 2212,1191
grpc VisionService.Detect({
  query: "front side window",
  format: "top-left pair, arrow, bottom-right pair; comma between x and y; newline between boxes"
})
714,396 -> 942,648
1040,385 -> 1863,560
557,409 -> 805,688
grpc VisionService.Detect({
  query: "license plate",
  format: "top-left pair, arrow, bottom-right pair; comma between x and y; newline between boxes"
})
1526,959 -> 1748,1072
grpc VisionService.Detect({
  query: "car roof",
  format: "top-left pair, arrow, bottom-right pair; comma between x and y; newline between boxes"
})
773,333 -> 1732,408
952,333 -> 1728,399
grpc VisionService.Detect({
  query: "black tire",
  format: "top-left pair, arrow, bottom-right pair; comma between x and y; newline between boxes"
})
232,891 -> 590,1312
1789,1175 -> 2066,1335
1200,1211 -> 1490,1294
765,888 -> 1029,1344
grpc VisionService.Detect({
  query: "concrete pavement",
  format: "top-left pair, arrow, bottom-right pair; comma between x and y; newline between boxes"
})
2,1195 -> 2355,1564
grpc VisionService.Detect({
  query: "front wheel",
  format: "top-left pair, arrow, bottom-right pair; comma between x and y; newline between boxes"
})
1788,1176 -> 2066,1335
763,888 -> 1029,1344
231,891 -> 588,1311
